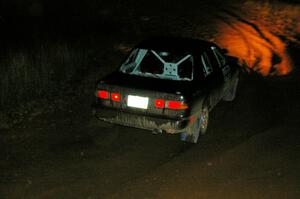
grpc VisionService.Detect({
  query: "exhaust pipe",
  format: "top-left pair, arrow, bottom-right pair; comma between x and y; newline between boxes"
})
152,129 -> 163,134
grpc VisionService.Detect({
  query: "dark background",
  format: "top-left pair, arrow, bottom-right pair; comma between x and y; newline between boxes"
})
0,0 -> 298,120
0,0 -> 229,123
0,1 -> 300,198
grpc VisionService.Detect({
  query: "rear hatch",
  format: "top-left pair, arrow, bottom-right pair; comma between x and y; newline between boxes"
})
95,72 -> 192,119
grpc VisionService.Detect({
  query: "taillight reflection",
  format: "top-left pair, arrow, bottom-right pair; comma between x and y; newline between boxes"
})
155,99 -> 165,109
111,93 -> 121,102
98,90 -> 109,99
154,99 -> 188,110
167,101 -> 188,110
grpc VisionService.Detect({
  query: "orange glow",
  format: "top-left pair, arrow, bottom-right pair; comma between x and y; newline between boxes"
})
215,2 -> 300,76
216,20 -> 292,76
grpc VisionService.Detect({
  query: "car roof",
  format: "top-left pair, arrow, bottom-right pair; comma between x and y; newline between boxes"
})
136,37 -> 216,54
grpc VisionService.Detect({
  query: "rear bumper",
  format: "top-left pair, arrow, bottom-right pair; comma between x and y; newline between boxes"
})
93,106 -> 190,134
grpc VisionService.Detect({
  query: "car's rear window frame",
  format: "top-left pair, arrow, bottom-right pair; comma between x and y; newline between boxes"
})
119,48 -> 194,81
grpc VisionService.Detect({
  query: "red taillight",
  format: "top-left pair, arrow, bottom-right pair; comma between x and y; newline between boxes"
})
155,99 -> 165,109
111,93 -> 121,102
167,101 -> 188,110
154,99 -> 188,110
98,90 -> 109,99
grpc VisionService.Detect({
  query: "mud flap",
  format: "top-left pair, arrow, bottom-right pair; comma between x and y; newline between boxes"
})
180,116 -> 201,143
223,78 -> 239,101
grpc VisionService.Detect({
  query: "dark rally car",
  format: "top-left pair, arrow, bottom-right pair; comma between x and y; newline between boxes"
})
93,37 -> 239,143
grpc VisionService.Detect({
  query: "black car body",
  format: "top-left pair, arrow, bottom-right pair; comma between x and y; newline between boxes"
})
93,37 -> 239,143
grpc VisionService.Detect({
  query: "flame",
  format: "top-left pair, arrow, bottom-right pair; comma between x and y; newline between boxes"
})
216,18 -> 292,76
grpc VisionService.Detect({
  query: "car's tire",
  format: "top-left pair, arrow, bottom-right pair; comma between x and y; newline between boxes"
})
223,78 -> 239,101
180,105 -> 209,143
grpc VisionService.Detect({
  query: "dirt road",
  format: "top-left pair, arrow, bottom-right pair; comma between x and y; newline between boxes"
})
1,45 -> 300,199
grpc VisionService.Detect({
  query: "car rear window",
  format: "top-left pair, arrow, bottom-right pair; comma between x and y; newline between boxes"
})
139,51 -> 164,74
119,48 -> 194,81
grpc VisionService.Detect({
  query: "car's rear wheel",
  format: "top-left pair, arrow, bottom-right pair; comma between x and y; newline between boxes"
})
223,78 -> 239,101
180,106 -> 209,143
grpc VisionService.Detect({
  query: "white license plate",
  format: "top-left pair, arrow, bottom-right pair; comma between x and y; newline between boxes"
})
127,95 -> 149,109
